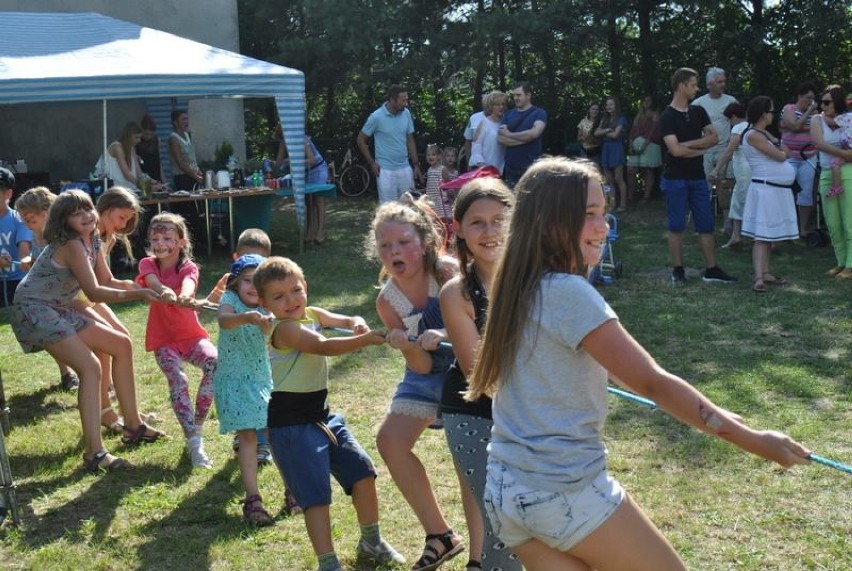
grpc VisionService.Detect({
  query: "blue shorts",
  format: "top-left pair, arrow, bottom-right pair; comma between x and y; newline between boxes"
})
268,413 -> 376,509
483,462 -> 625,551
661,177 -> 715,234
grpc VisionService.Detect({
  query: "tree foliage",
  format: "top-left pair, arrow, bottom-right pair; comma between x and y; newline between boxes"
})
237,0 -> 851,160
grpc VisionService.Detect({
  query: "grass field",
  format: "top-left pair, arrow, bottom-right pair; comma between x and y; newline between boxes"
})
0,194 -> 849,571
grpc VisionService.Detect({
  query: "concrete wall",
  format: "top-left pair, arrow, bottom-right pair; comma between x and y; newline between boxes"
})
0,0 -> 247,183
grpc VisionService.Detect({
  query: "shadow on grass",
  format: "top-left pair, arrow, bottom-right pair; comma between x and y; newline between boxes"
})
14,455 -> 198,550
135,458 -> 272,571
5,384 -> 78,433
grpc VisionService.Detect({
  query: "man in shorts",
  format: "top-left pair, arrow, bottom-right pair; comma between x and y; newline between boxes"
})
659,68 -> 736,285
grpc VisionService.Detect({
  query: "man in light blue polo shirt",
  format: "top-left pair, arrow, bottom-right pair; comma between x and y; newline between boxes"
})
357,85 -> 424,203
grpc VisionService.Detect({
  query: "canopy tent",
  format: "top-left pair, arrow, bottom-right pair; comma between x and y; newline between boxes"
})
0,11 -> 307,228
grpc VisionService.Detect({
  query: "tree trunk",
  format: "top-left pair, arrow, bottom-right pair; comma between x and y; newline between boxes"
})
637,0 -> 655,96
750,0 -> 768,94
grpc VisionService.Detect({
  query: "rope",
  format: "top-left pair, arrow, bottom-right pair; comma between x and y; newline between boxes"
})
326,327 -> 852,476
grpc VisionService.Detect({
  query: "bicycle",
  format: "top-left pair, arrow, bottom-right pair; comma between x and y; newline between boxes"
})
329,147 -> 372,197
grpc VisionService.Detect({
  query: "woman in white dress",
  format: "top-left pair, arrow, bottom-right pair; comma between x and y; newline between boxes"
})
740,96 -> 798,292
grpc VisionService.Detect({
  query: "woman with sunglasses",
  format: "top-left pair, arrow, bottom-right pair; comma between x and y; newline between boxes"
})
811,85 -> 852,279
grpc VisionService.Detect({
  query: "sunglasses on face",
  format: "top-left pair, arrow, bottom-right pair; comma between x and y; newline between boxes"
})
821,99 -> 833,105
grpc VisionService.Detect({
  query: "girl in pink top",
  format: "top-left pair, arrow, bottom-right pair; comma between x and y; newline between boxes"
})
136,212 -> 218,468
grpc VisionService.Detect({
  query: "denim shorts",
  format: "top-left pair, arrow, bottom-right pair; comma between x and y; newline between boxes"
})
661,176 -> 714,234
483,462 -> 625,551
268,413 -> 376,509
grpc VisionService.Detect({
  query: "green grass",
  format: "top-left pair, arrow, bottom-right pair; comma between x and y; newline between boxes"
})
0,195 -> 850,570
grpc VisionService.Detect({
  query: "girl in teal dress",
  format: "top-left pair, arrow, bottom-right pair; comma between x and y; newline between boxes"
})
212,254 -> 275,525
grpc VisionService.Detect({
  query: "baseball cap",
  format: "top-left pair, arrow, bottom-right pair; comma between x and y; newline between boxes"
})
227,254 -> 265,286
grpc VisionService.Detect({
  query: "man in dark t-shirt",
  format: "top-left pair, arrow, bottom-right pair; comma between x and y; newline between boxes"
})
660,67 -> 736,285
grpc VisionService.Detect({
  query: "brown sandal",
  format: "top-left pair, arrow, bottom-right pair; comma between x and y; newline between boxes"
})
121,422 -> 167,446
241,494 -> 274,527
753,278 -> 767,293
84,449 -> 133,473
762,273 -> 788,285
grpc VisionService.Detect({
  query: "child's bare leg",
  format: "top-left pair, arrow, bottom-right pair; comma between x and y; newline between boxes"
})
48,329 -> 109,457
350,476 -> 379,525
100,330 -> 145,429
568,494 -> 686,571
90,303 -> 128,408
304,504 -> 334,556
512,539 -> 591,571
237,429 -> 259,496
376,413 -> 452,535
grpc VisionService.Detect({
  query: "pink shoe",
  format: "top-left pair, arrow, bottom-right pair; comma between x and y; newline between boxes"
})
827,186 -> 844,198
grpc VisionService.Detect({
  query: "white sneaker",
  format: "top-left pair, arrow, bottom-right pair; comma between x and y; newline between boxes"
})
188,435 -> 213,469
356,537 -> 406,565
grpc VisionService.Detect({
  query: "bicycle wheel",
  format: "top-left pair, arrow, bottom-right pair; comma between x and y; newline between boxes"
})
339,164 -> 371,197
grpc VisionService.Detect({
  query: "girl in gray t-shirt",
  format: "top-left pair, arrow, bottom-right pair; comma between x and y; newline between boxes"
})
465,157 -> 811,571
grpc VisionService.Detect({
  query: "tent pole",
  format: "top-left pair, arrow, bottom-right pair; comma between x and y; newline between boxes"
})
102,100 -> 108,176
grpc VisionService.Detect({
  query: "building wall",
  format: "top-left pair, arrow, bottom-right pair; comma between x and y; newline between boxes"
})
0,0 -> 247,183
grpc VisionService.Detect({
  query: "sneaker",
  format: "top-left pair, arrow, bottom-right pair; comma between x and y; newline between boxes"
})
671,266 -> 687,284
702,266 -> 737,284
257,443 -> 272,466
60,372 -> 80,391
356,537 -> 406,566
188,435 -> 213,469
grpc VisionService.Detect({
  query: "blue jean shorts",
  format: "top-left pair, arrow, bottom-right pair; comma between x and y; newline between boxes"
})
268,413 -> 376,509
661,176 -> 714,233
483,462 -> 625,551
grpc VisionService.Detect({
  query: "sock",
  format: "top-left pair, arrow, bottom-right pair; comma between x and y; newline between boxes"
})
360,522 -> 381,546
317,551 -> 340,571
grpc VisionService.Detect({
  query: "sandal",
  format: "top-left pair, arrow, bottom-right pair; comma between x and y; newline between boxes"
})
753,278 -> 767,293
282,487 -> 303,516
83,449 -> 133,473
121,422 -> 167,446
241,494 -> 274,527
466,560 -> 483,571
412,529 -> 464,571
762,273 -> 788,285
101,406 -> 125,435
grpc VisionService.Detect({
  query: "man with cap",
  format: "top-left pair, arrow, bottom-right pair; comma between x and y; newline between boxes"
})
0,167 -> 33,307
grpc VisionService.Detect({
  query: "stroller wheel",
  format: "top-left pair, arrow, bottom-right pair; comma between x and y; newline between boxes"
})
805,231 -> 822,248
818,229 -> 830,247
614,262 -> 624,278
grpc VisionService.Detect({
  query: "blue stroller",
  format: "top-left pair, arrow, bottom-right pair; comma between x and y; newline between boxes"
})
590,211 -> 623,285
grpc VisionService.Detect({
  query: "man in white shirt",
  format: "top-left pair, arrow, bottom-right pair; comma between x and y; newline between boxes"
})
693,67 -> 738,178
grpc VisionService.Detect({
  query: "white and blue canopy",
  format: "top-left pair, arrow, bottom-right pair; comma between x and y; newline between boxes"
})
0,11 -> 307,227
